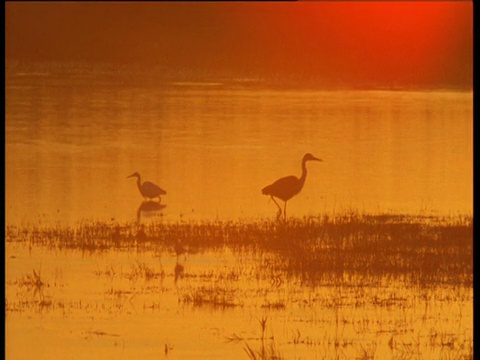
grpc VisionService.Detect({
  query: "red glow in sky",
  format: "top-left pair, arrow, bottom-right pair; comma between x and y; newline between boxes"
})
6,2 -> 472,89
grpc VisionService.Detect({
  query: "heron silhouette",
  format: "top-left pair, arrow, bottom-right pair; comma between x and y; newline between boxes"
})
262,153 -> 322,220
127,172 -> 166,202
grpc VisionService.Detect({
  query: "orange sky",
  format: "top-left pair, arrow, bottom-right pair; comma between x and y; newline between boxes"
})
5,2 -> 472,89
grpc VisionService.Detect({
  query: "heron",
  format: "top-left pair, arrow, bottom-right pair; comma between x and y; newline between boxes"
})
262,153 -> 322,220
127,172 -> 167,202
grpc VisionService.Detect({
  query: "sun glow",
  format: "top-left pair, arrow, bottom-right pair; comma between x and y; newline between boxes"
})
261,1 -> 473,87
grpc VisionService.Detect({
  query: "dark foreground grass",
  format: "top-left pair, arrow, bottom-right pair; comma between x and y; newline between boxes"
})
6,213 -> 472,286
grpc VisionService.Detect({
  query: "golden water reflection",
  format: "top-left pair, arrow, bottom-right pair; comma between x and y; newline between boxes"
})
5,216 -> 473,359
5,66 -> 473,359
5,68 -> 473,224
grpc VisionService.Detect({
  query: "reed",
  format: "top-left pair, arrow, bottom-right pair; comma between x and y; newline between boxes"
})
7,212 -> 472,287
243,317 -> 283,360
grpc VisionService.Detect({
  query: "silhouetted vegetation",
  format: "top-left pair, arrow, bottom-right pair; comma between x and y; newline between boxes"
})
6,212 -> 472,287
5,212 -> 472,359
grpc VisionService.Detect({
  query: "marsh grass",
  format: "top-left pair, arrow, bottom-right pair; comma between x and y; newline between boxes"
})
15,269 -> 46,295
243,342 -> 283,360
5,212 -> 473,359
242,317 -> 284,360
355,341 -> 377,359
182,283 -> 241,308
7,269 -> 61,313
7,212 -> 472,286
127,261 -> 165,281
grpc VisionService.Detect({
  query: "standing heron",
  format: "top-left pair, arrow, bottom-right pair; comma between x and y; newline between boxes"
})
262,153 -> 322,220
127,172 -> 167,202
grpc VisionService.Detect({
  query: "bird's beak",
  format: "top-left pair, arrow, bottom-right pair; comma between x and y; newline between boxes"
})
313,157 -> 323,162
127,174 -> 134,179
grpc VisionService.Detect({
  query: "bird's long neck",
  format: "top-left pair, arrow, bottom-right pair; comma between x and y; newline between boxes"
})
299,159 -> 308,186
136,176 -> 142,191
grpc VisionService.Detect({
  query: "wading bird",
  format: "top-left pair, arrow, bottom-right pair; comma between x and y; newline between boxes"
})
127,172 -> 167,202
262,153 -> 322,220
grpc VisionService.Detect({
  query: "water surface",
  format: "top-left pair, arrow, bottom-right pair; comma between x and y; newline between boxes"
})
5,64 -> 472,225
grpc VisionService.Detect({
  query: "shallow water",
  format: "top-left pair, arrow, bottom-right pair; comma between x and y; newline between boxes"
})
5,241 -> 473,359
5,64 -> 473,225
5,63 -> 473,359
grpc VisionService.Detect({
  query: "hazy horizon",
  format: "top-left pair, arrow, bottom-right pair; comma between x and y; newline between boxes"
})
5,2 -> 473,90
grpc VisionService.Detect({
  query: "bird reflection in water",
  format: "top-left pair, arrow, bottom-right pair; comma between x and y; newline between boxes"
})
174,262 -> 184,285
174,240 -> 188,261
136,201 -> 166,224
135,224 -> 148,242
111,225 -> 122,245
174,239 -> 189,287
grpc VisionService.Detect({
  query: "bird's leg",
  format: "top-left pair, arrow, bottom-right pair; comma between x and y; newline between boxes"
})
137,207 -> 142,224
284,201 -> 287,221
270,196 -> 282,219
